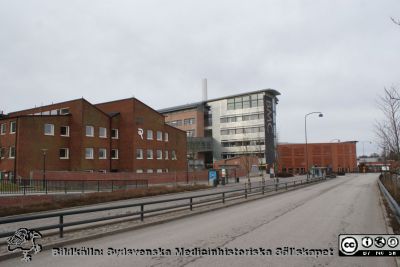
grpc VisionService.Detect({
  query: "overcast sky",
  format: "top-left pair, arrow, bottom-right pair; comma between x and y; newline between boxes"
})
1,0 -> 400,156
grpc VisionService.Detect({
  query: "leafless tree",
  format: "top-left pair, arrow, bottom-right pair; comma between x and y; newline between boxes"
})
391,17 -> 400,26
375,87 -> 400,160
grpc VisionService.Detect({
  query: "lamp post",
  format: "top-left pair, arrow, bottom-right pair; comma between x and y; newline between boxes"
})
360,141 -> 372,162
305,112 -> 324,179
41,149 -> 48,189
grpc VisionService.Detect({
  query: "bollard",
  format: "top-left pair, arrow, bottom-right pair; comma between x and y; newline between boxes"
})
190,198 -> 193,211
222,192 -> 225,204
140,204 -> 144,221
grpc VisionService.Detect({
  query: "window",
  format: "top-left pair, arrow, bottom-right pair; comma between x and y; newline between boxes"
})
111,149 -> 119,159
0,147 -> 4,159
147,130 -> 153,140
157,150 -> 162,160
171,150 -> 177,160
186,130 -> 195,137
10,121 -> 16,134
0,123 -> 6,135
184,118 -> 195,125
44,124 -> 54,136
99,127 -> 107,138
59,148 -> 69,159
111,129 -> 119,139
136,169 -> 143,173
147,169 -> 153,173
136,149 -> 143,159
165,169 -> 169,173
85,148 -> 94,159
167,120 -> 182,127
99,148 -> 107,159
147,149 -> 153,159
86,126 -> 94,137
165,150 -> 169,160
157,131 -> 163,141
164,133 -> 169,142
227,99 -> 234,110
9,147 -> 15,158
60,126 -> 69,137
60,108 -> 70,115
157,169 -> 162,173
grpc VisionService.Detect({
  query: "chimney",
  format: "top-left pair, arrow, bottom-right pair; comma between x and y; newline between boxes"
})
202,78 -> 208,102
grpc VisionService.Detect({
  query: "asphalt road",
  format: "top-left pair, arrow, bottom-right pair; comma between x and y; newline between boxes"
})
3,173 -> 394,267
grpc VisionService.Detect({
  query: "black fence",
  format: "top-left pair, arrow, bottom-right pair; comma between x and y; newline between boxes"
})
0,176 -> 334,239
0,179 -> 148,195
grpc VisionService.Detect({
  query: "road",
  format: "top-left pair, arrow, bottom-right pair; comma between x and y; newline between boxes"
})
2,173 -> 394,267
0,175 -> 311,237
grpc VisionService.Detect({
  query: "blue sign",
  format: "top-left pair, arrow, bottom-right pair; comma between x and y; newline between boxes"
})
208,170 -> 217,183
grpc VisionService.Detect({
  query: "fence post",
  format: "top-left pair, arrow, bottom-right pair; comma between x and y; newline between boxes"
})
82,181 -> 84,193
285,183 -> 287,190
45,180 -> 48,195
64,181 -> 67,194
97,180 -> 100,192
222,192 -> 225,204
111,180 -> 114,192
190,197 -> 193,211
140,204 -> 144,221
245,188 -> 247,199
59,215 -> 64,238
262,184 -> 265,195
275,183 -> 278,191
23,181 -> 26,195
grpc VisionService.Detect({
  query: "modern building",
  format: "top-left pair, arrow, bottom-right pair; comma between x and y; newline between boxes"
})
158,89 -> 280,169
0,98 -> 187,180
277,141 -> 358,174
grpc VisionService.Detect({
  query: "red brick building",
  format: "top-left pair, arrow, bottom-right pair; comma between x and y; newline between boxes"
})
0,98 -> 187,180
277,141 -> 357,174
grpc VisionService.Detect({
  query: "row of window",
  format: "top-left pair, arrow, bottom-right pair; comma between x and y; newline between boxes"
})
227,93 -> 265,110
166,118 -> 196,127
42,124 -> 120,139
222,139 -> 265,147
29,107 -> 70,116
136,169 -> 169,174
145,130 -> 169,141
220,126 -> 265,135
220,113 -> 264,123
136,149 -> 177,160
0,121 -> 16,135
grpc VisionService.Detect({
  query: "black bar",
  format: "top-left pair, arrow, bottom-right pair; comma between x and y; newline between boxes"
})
222,192 -> 225,204
59,215 -> 64,238
190,197 -> 193,211
140,204 -> 144,221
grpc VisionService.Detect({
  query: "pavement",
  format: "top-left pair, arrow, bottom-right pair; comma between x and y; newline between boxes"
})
1,173 -> 395,267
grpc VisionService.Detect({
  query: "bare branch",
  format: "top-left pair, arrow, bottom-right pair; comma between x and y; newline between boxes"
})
391,17 -> 400,26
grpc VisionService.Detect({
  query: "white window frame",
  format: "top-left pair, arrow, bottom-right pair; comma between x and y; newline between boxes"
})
147,169 -> 153,173
164,132 -> 169,142
44,123 -> 54,136
157,131 -> 163,141
99,127 -> 107,138
85,148 -> 94,159
172,150 -> 177,160
9,147 -> 15,159
99,148 -> 107,159
157,169 -> 162,173
86,126 -> 94,137
165,150 -> 169,160
111,129 -> 119,139
136,169 -> 143,173
59,148 -> 69,159
147,149 -> 153,159
111,149 -> 119,159
60,126 -> 70,137
0,123 -> 6,135
147,130 -> 153,140
136,149 -> 143,159
10,121 -> 16,134
157,150 -> 162,160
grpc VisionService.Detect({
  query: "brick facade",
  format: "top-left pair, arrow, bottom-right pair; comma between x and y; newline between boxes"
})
277,142 -> 357,174
0,98 -> 187,180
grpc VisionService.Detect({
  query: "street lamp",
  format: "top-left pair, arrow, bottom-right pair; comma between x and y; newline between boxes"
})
305,112 -> 324,179
41,149 -> 48,189
360,141 -> 372,162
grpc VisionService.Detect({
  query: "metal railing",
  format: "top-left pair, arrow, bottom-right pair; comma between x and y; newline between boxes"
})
0,176 -> 333,239
0,179 -> 148,195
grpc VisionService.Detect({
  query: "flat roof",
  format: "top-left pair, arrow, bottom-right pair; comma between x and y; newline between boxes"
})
158,88 -> 280,114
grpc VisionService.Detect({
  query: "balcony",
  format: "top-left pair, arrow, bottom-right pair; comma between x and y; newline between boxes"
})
187,137 -> 213,152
